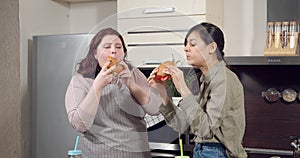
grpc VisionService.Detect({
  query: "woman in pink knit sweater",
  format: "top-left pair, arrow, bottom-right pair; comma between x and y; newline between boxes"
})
65,28 -> 162,158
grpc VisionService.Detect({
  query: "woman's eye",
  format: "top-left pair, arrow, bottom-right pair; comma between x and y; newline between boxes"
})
190,43 -> 196,47
115,44 -> 122,49
104,45 -> 110,49
189,39 -> 197,47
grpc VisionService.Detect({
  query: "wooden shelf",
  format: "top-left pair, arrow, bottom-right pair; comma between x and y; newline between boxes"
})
139,56 -> 300,68
225,56 -> 300,65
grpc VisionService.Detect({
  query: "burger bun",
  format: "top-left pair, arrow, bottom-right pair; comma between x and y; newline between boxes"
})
155,61 -> 175,81
106,56 -> 123,73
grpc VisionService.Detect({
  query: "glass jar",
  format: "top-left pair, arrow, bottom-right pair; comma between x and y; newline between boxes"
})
282,88 -> 297,103
281,21 -> 289,49
289,21 -> 297,49
267,22 -> 274,48
261,88 -> 281,103
274,22 -> 281,49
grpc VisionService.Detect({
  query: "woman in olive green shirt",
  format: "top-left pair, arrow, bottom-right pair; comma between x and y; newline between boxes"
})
148,22 -> 247,158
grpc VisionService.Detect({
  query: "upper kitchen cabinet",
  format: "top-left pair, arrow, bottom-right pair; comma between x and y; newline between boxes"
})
117,0 -> 223,67
117,0 -> 222,28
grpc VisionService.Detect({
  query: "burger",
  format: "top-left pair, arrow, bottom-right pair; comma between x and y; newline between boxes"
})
106,56 -> 123,73
155,61 -> 175,81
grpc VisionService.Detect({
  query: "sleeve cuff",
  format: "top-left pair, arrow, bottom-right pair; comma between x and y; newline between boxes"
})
159,98 -> 176,118
142,90 -> 163,115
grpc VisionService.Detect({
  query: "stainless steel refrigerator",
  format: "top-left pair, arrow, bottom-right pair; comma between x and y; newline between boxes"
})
32,34 -> 93,158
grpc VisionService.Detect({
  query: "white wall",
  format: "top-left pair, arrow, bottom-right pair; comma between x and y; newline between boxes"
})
19,0 -> 70,157
69,1 -> 117,33
19,0 -> 70,102
223,0 -> 267,56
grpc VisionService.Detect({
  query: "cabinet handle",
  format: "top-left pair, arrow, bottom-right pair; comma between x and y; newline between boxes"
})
143,7 -> 175,14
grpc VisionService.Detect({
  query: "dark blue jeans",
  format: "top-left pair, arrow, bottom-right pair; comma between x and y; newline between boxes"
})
193,143 -> 227,158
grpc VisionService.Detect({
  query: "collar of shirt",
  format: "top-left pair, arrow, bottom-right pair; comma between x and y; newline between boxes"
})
200,60 -> 225,83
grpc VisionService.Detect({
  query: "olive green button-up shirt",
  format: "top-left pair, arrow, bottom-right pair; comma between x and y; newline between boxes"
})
159,61 -> 247,158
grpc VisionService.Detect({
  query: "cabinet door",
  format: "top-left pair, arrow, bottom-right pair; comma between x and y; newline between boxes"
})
118,0 -> 205,19
118,15 -> 206,67
118,15 -> 206,42
118,15 -> 206,33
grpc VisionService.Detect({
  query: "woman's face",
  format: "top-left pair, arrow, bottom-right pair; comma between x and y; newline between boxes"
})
94,35 -> 125,67
184,31 -> 212,67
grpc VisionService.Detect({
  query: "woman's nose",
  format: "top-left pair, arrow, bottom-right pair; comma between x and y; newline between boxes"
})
110,47 -> 116,54
184,45 -> 190,53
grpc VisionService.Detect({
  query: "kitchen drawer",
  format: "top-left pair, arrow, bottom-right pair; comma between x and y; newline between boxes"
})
118,15 -> 206,34
126,45 -> 189,67
118,15 -> 205,67
125,31 -> 187,45
117,0 -> 205,19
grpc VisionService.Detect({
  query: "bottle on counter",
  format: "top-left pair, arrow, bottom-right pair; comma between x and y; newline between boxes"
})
282,21 -> 289,49
267,22 -> 274,48
274,22 -> 282,49
289,21 -> 297,49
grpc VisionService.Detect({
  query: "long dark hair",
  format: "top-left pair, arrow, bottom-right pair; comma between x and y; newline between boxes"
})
184,22 -> 227,64
77,28 -> 130,78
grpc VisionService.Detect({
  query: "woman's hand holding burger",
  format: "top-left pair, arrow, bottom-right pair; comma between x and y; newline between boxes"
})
94,61 -> 116,91
148,61 -> 192,102
147,67 -> 169,105
167,66 -> 191,98
106,56 -> 134,87
155,61 -> 174,81
148,61 -> 175,104
106,56 -> 124,74
117,60 -> 134,87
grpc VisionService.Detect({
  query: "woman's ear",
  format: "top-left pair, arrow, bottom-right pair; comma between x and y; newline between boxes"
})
208,42 -> 217,54
93,50 -> 98,60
